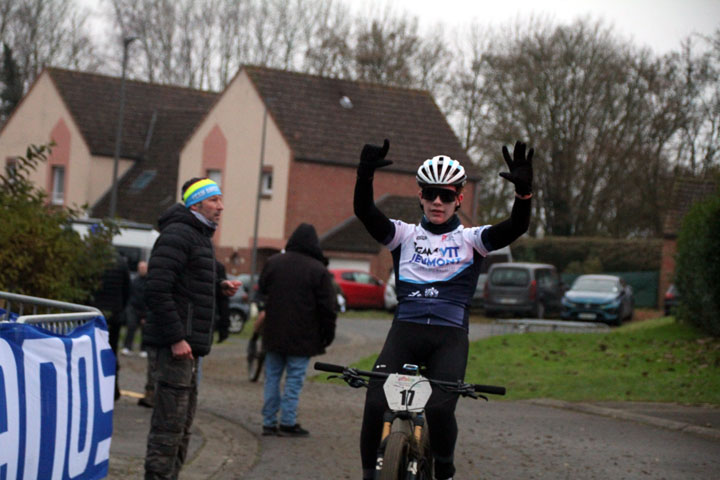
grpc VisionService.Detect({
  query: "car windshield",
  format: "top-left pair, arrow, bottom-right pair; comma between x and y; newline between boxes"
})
490,268 -> 529,287
572,278 -> 618,293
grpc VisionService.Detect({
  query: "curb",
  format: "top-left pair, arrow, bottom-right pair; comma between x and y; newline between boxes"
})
528,398 -> 720,441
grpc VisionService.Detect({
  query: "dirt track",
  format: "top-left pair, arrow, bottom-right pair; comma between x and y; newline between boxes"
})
114,317 -> 720,479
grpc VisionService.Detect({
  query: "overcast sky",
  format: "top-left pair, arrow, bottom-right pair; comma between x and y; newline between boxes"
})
344,0 -> 720,54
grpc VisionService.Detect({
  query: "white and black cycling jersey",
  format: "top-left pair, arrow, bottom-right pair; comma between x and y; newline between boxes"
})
385,219 -> 492,331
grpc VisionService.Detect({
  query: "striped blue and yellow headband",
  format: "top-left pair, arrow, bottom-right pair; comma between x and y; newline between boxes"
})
183,179 -> 222,207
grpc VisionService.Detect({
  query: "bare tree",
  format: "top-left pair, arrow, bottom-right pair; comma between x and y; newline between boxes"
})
671,30 -> 720,177
450,17 -> 696,238
0,0 -> 98,90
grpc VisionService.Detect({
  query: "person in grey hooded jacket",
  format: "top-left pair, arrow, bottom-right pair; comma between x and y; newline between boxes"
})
257,222 -> 337,437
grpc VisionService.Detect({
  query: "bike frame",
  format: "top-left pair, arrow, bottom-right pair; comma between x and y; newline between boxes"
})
314,362 -> 505,480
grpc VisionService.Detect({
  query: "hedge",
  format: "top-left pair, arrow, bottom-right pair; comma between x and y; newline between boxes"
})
512,236 -> 661,273
674,190 -> 720,337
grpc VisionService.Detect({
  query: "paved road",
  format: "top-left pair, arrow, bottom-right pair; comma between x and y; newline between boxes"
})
110,317 -> 720,479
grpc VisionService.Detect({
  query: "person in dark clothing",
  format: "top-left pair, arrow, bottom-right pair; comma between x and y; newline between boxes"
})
122,260 -> 149,356
354,139 -> 534,480
91,249 -> 131,400
257,223 -> 337,437
143,177 -> 240,480
215,260 -> 230,344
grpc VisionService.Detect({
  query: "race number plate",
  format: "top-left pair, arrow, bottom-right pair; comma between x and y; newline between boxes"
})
383,374 -> 433,412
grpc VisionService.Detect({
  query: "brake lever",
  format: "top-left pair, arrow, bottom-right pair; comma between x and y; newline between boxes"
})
345,374 -> 368,389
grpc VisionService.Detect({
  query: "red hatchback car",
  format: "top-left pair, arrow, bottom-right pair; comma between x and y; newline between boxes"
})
330,269 -> 386,309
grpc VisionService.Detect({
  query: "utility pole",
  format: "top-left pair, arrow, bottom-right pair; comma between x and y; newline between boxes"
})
249,103 -> 268,292
109,36 -> 136,218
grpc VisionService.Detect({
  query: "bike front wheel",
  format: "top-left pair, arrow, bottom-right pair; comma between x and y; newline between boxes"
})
248,351 -> 265,382
379,432 -> 409,480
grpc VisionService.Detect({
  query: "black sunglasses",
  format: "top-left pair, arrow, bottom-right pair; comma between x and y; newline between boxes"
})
421,187 -> 458,203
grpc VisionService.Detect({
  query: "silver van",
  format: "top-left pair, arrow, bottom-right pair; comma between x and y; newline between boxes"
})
483,262 -> 563,319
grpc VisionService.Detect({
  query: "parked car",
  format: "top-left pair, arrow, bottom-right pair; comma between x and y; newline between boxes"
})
330,269 -> 386,309
384,271 -> 397,311
663,283 -> 679,316
384,245 -> 512,313
560,274 -> 634,326
472,246 -> 512,311
227,275 -> 251,333
483,263 -> 564,319
471,273 -> 489,310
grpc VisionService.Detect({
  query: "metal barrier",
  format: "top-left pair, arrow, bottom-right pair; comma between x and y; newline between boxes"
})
491,318 -> 610,335
0,291 -> 101,333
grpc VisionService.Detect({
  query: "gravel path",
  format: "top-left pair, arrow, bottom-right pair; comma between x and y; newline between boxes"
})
112,316 -> 720,479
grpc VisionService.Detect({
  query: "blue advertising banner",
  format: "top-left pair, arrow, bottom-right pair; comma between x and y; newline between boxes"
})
0,312 -> 115,480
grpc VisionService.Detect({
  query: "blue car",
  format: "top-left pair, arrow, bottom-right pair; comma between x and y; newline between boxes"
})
561,274 -> 634,326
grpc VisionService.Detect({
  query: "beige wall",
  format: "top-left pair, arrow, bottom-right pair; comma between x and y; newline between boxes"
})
178,70 -> 291,249
0,71 -> 132,210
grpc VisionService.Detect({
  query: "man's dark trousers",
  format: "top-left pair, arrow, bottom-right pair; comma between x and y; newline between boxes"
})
144,347 -> 199,479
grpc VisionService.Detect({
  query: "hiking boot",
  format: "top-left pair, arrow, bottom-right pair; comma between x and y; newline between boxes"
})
278,424 -> 309,437
262,425 -> 278,436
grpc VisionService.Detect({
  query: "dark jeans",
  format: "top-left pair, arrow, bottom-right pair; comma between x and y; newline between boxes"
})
123,307 -> 143,351
144,347 -> 199,480
360,321 -> 468,480
104,309 -> 124,400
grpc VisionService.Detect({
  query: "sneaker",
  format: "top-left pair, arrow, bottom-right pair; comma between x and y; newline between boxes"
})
278,424 -> 309,437
120,348 -> 132,356
262,425 -> 278,436
139,350 -> 148,358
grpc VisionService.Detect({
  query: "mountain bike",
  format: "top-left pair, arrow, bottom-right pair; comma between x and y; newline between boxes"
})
314,362 -> 505,480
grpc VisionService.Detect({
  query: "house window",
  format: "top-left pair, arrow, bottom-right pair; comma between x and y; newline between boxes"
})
51,166 -> 65,205
130,169 -> 157,192
261,168 -> 273,197
207,169 -> 222,188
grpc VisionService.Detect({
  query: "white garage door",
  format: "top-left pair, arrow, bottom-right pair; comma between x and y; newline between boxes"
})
327,258 -> 370,272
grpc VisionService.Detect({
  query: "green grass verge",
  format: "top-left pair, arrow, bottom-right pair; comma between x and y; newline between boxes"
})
330,317 -> 720,405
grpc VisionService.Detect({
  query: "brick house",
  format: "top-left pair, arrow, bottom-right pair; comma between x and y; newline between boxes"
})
0,66 -> 480,278
659,177 -> 717,305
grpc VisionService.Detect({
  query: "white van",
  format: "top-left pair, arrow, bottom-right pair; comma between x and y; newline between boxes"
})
71,218 -> 159,272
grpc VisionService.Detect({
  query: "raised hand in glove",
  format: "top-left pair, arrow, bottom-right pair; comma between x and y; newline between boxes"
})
499,141 -> 534,196
358,139 -> 392,179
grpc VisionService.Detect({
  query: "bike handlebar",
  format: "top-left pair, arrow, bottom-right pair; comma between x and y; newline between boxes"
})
314,362 -> 506,396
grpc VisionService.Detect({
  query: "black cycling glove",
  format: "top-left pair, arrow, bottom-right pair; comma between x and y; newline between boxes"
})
499,141 -> 534,196
358,139 -> 392,179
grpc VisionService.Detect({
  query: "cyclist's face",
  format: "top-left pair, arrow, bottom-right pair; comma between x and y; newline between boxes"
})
191,195 -> 224,223
418,185 -> 463,224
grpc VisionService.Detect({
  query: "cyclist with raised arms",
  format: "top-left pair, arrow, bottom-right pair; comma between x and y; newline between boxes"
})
354,139 -> 534,480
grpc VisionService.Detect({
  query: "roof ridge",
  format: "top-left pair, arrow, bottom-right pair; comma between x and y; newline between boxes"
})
45,66 -> 218,97
242,64 -> 433,97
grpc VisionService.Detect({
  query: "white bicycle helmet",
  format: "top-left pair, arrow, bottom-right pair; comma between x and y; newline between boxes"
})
416,155 -> 467,187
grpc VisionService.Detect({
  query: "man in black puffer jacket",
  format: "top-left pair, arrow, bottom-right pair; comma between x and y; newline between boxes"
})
143,177 -> 240,480
257,223 -> 337,437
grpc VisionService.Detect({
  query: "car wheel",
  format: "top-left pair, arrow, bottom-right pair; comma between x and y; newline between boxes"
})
228,309 -> 247,334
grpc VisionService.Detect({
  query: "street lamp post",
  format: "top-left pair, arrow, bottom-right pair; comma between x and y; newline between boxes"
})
249,103 -> 269,292
109,36 -> 136,219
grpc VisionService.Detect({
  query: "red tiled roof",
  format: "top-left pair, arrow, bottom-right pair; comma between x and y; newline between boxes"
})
47,66 -> 474,226
243,66 -> 479,179
663,177 -> 718,238
48,68 -> 217,160
46,68 -> 217,224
